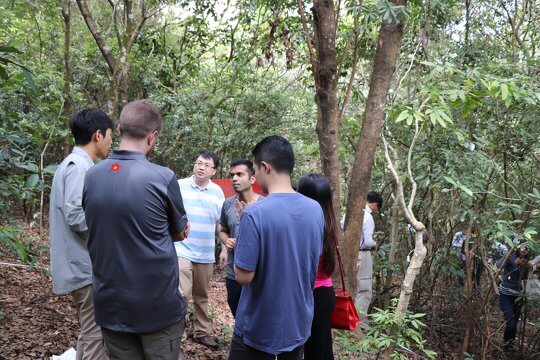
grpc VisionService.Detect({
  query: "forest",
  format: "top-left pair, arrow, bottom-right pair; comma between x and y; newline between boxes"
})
1,0 -> 539,359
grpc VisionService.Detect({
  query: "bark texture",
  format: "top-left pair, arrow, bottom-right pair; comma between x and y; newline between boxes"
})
343,0 -> 407,292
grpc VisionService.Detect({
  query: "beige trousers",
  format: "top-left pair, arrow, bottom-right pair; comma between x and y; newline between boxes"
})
177,257 -> 213,339
355,251 -> 373,330
71,284 -> 108,360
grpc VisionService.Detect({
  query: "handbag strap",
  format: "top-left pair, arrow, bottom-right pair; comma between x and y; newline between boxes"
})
334,235 -> 347,291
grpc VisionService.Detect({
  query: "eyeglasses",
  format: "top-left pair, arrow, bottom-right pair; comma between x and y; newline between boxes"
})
194,161 -> 215,169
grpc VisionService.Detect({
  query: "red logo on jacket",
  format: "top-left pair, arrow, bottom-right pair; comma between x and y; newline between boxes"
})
110,163 -> 121,172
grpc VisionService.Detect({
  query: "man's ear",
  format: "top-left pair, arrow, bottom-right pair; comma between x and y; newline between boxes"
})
250,175 -> 256,184
116,124 -> 121,136
148,130 -> 158,147
93,129 -> 103,143
260,161 -> 271,174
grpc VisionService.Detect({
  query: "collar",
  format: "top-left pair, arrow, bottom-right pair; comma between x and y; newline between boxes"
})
189,175 -> 212,190
72,146 -> 94,165
364,204 -> 372,214
109,149 -> 147,160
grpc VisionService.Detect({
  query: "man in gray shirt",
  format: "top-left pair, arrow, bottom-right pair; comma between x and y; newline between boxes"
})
49,108 -> 113,360
218,159 -> 263,317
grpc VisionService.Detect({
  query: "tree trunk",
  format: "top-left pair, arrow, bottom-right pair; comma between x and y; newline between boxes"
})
395,228 -> 427,316
343,0 -> 407,293
311,0 -> 340,218
462,220 -> 474,356
61,0 -> 72,157
383,201 -> 399,308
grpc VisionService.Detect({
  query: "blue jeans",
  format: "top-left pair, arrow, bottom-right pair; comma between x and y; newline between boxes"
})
499,293 -> 521,346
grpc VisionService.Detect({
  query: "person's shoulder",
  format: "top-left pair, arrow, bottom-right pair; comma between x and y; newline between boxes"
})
208,181 -> 225,197
146,161 -> 175,177
295,193 -> 323,211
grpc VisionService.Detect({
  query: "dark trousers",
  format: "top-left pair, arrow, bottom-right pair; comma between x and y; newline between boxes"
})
499,293 -> 521,346
226,277 -> 242,317
304,286 -> 336,360
228,333 -> 304,360
101,320 -> 184,360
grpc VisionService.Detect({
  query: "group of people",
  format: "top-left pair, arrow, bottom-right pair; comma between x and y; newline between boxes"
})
49,99 -> 383,360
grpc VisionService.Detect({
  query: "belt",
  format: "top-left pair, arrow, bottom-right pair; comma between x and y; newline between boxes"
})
360,248 -> 376,252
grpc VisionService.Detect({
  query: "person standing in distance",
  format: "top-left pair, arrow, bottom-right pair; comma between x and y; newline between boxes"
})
355,191 -> 382,331
229,135 -> 324,360
83,99 -> 190,360
176,151 -> 225,349
218,158 -> 263,317
49,108 -> 113,360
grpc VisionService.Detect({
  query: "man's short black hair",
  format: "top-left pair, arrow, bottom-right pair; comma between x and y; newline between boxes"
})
367,191 -> 383,210
230,158 -> 255,176
252,135 -> 294,175
69,108 -> 114,146
197,150 -> 220,169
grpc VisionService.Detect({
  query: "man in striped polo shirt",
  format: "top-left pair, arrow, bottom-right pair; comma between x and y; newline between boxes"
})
176,151 -> 225,350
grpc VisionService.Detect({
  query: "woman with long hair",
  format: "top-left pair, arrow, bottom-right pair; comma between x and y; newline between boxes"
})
297,173 -> 337,360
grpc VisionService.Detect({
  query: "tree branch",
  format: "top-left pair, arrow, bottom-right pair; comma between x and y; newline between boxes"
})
76,0 -> 117,73
297,0 -> 319,85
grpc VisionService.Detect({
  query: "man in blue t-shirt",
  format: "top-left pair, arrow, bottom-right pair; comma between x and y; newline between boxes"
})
229,135 -> 324,359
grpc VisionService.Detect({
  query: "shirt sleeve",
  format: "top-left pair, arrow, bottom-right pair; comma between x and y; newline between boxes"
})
63,163 -> 88,235
166,177 -> 188,235
362,214 -> 376,248
234,212 -> 259,271
219,200 -> 230,231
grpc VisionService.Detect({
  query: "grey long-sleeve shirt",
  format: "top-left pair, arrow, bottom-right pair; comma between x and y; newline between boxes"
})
49,147 -> 94,295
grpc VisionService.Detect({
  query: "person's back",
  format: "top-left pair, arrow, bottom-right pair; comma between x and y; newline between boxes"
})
84,153 -> 184,332
82,99 -> 189,360
234,193 -> 323,353
229,135 -> 323,360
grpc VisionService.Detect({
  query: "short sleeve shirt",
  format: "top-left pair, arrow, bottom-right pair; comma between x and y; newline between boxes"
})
234,193 -> 324,354
220,195 -> 263,279
175,177 -> 225,263
83,150 -> 188,333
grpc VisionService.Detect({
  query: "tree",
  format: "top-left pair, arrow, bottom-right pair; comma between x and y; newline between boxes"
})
75,0 -> 157,116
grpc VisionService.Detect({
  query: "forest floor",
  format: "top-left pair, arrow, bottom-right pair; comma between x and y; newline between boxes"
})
0,222 -> 235,360
1,222 -> 538,359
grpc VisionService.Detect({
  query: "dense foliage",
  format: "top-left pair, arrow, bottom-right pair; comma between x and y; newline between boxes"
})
1,0 -> 539,358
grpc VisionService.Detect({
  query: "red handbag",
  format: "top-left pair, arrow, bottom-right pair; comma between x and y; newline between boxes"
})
329,241 -> 360,330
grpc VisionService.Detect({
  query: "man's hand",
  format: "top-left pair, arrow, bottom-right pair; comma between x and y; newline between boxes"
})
235,199 -> 247,219
179,222 -> 190,240
516,256 -> 528,266
222,237 -> 236,250
219,247 -> 227,269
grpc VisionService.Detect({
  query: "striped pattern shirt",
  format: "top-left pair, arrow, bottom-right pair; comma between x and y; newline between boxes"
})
175,176 -> 225,263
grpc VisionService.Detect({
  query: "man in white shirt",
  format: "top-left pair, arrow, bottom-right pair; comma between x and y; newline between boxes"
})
356,191 -> 382,331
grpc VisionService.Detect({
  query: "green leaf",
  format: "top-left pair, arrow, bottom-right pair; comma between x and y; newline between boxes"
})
25,174 -> 39,188
395,110 -> 409,123
443,176 -> 458,187
43,164 -> 58,174
500,83 -> 509,100
0,65 -> 7,80
458,184 -> 474,197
